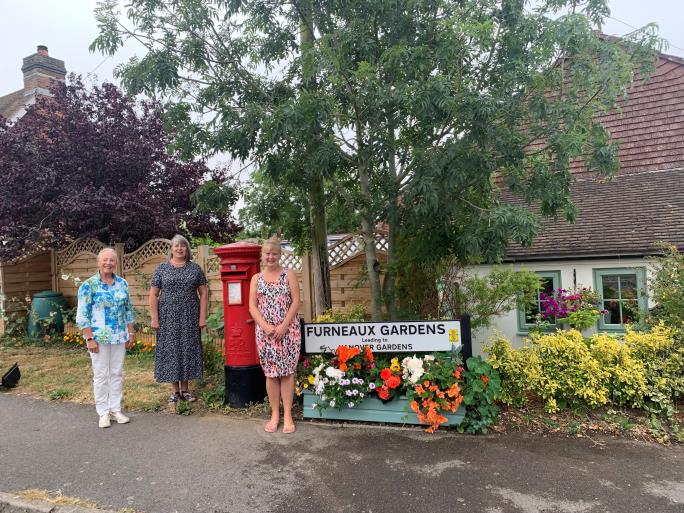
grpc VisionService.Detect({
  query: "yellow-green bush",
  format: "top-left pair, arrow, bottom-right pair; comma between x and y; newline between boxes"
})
487,337 -> 541,407
486,326 -> 683,416
588,333 -> 647,408
533,330 -> 610,412
625,324 -> 684,417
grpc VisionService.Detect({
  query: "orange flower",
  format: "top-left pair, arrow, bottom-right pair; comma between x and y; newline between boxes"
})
410,400 -> 419,412
354,363 -> 362,370
423,380 -> 430,387
429,385 -> 438,392
481,375 -> 489,385
447,383 -> 460,398
453,369 -> 462,379
337,345 -> 361,363
339,362 -> 348,372
364,346 -> 374,363
377,385 -> 390,400
385,374 -> 401,389
380,368 -> 394,381
415,385 -> 425,394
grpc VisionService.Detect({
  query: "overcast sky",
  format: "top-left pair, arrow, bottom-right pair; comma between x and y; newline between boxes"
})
2,0 -> 682,97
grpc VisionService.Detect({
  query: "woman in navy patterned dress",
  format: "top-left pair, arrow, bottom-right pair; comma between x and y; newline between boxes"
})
149,234 -> 208,404
249,237 -> 301,433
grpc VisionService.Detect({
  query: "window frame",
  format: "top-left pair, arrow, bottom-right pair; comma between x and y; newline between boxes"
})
517,270 -> 562,333
593,267 -> 648,332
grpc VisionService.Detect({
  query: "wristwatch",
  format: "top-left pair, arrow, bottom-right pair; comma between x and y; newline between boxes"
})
86,337 -> 95,343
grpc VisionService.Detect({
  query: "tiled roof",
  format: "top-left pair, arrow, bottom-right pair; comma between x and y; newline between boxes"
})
506,53 -> 684,260
0,89 -> 28,120
505,167 -> 684,260
568,55 -> 684,178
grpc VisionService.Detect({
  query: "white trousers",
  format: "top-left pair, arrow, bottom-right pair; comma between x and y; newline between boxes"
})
89,343 -> 126,416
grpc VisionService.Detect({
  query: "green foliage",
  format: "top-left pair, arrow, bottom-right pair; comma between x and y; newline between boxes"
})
191,178 -> 239,221
176,400 -> 192,415
459,356 -> 501,434
202,338 -> 225,379
439,265 -> 542,330
91,0 -> 662,320
312,304 -> 368,323
201,385 -> 225,409
486,337 -> 537,407
649,244 -> 684,330
49,388 -> 73,400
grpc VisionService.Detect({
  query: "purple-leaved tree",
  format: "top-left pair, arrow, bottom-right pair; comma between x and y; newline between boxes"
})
0,76 -> 239,259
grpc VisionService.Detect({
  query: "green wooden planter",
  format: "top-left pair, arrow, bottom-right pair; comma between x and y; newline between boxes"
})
302,390 -> 465,426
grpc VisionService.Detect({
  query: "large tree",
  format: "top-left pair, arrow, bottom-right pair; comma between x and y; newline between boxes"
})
92,0 -> 660,319
0,76 -> 239,259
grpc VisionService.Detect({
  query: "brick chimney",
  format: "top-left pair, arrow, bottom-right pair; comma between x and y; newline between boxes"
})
21,45 -> 66,94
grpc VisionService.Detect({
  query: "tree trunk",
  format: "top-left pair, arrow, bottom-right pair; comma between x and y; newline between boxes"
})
300,0 -> 331,317
309,181 -> 331,316
356,133 -> 382,320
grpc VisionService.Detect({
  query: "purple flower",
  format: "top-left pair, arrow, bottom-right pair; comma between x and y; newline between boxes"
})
369,383 -> 376,390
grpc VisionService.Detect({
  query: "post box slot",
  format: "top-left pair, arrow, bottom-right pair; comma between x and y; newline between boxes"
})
222,270 -> 248,277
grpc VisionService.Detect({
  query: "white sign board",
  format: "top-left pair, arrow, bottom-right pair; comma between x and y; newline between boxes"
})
303,320 -> 462,353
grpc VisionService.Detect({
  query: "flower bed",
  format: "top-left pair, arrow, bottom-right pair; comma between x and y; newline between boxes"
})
298,345 -> 470,432
302,390 -> 465,426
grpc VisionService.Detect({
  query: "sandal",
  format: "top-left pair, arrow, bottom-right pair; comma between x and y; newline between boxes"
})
180,390 -> 196,402
168,392 -> 180,404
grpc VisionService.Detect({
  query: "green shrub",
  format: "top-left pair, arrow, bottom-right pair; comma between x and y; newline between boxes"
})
313,304 -> 368,323
625,324 -> 684,417
588,333 -> 647,408
459,356 -> 501,434
486,337 -> 538,407
486,325 -> 683,418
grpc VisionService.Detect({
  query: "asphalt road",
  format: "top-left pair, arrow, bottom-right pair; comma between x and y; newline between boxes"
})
0,393 -> 682,513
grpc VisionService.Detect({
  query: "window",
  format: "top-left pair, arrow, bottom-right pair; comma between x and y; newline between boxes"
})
518,271 -> 561,332
594,268 -> 647,330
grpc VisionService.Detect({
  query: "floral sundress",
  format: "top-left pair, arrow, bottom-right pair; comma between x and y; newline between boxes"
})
255,270 -> 301,377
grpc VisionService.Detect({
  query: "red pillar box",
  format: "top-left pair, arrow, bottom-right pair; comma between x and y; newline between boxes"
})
213,242 -> 266,407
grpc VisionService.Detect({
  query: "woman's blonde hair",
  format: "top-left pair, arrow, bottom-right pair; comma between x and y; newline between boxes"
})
261,236 -> 282,254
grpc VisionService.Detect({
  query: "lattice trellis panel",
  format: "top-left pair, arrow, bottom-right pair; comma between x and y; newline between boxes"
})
328,232 -> 387,269
205,254 -> 220,274
280,251 -> 302,270
57,239 -> 106,267
123,239 -> 170,272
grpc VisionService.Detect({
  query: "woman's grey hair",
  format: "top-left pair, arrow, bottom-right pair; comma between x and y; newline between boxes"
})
167,234 -> 193,262
97,247 -> 117,262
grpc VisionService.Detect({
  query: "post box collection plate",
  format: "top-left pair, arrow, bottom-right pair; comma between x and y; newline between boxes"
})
228,282 -> 242,305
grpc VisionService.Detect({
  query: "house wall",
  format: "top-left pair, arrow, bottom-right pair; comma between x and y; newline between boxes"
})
468,257 -> 656,356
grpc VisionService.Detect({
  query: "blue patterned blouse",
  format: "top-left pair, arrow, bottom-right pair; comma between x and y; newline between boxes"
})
76,273 -> 135,344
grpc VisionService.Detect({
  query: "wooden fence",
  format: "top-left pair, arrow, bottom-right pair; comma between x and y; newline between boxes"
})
0,233 -> 387,334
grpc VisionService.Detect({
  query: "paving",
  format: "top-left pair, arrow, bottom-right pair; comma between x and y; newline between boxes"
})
0,393 -> 682,513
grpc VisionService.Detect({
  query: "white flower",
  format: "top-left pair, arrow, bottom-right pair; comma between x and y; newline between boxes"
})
325,367 -> 344,382
352,389 -> 358,396
329,399 -> 336,408
346,390 -> 353,396
311,403 -> 317,409
348,402 -> 355,408
61,274 -> 70,281
423,355 -> 435,362
359,392 -> 364,398
402,355 -> 425,384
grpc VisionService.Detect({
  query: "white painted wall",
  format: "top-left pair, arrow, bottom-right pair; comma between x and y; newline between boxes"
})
467,257 -> 655,356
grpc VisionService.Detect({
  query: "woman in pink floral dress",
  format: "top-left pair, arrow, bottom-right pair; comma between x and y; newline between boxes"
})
249,237 -> 301,434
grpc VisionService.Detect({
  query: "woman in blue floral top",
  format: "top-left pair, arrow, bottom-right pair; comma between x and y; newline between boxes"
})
76,248 -> 136,428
